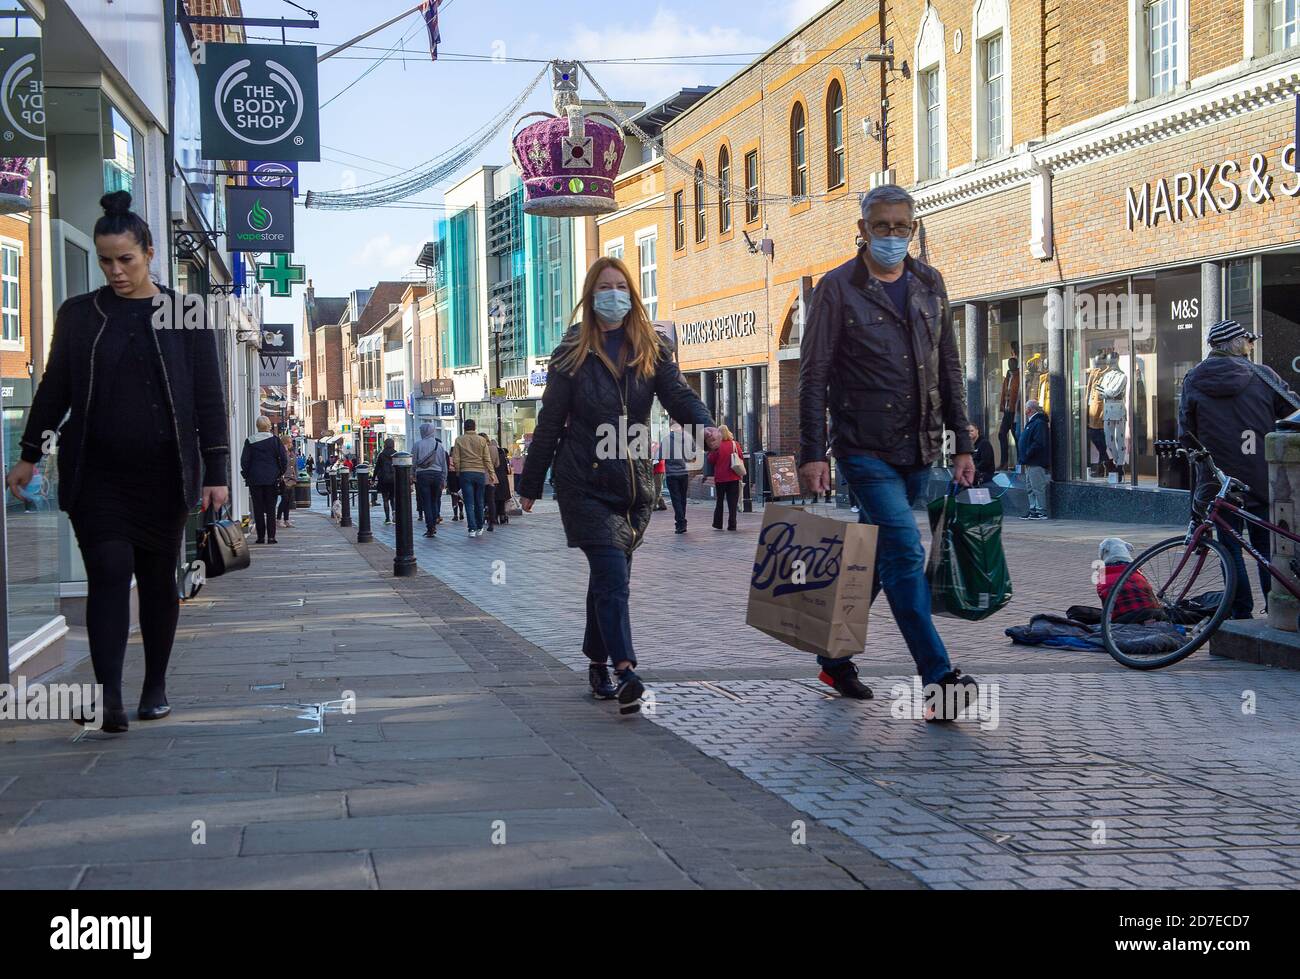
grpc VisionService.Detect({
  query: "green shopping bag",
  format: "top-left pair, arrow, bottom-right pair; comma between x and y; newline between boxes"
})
925,485 -> 1012,621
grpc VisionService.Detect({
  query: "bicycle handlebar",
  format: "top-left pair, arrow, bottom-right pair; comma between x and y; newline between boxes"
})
1153,437 -> 1250,499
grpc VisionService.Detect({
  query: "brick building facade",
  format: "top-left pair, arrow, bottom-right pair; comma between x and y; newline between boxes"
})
618,0 -> 1300,521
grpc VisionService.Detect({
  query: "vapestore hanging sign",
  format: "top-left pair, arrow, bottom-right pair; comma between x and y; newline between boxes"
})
1125,145 -> 1300,231
198,43 -> 320,161
679,310 -> 759,345
226,187 -> 294,252
0,37 -> 44,155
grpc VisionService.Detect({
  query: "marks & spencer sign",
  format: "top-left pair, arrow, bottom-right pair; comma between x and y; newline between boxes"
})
198,43 -> 320,161
1125,145 -> 1300,231
679,310 -> 758,346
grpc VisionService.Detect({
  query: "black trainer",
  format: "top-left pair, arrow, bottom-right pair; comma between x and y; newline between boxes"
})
818,661 -> 874,700
588,663 -> 617,700
925,669 -> 980,722
614,667 -> 645,714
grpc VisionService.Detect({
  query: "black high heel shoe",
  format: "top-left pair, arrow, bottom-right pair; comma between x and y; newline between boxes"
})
74,705 -> 129,733
137,704 -> 171,721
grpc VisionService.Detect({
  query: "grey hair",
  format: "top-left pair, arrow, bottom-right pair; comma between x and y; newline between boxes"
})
1210,335 -> 1251,357
1099,537 -> 1134,565
860,183 -> 916,222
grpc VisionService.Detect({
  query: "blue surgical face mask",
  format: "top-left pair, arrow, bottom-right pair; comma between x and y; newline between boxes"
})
593,289 -> 632,323
868,233 -> 911,269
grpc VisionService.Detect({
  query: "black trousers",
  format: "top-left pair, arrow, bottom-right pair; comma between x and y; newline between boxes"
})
250,484 -> 279,541
997,409 -> 1018,469
666,473 -> 689,529
81,540 -> 179,712
276,485 -> 294,521
378,482 -> 394,521
713,480 -> 740,529
1218,503 -> 1272,618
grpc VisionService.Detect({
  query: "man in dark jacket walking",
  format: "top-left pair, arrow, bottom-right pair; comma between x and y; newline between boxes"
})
1179,319 -> 1299,618
798,183 -> 979,716
1018,400 -> 1050,519
241,415 -> 288,544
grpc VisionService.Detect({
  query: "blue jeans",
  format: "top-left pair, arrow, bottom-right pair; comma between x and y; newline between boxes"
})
816,454 -> 954,686
461,471 -> 487,532
415,471 -> 444,533
582,545 -> 636,668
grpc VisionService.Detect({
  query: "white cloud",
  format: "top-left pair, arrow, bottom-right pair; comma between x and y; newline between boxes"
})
778,0 -> 834,31
571,7 -> 771,101
354,232 -> 422,275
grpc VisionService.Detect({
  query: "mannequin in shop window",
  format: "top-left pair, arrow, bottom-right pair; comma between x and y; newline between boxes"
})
1085,352 -> 1116,476
1100,352 -> 1128,478
997,357 -> 1020,470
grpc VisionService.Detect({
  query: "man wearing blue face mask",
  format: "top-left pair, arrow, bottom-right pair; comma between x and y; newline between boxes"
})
798,184 -> 980,721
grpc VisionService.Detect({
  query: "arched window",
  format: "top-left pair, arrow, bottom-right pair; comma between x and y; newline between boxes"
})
826,80 -> 845,188
693,162 -> 707,242
718,145 -> 732,233
790,102 -> 807,198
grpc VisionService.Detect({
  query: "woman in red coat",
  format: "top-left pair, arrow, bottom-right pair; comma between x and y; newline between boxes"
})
706,424 -> 743,531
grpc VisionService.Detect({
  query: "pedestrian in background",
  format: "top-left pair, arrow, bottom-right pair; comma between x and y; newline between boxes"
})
706,424 -> 744,531
5,191 -> 228,733
491,438 -> 512,525
1019,399 -> 1051,520
518,256 -> 712,711
375,437 -> 397,524
662,420 -> 693,533
277,434 -> 296,528
412,422 -> 448,538
453,419 -> 494,537
305,455 -> 314,478
970,424 -> 995,487
242,415 -> 288,544
652,441 -> 668,511
446,461 -> 464,522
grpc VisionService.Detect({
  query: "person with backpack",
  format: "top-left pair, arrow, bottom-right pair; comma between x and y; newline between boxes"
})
412,423 -> 449,538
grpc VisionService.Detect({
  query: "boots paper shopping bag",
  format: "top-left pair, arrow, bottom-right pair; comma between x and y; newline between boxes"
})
746,503 -> 877,659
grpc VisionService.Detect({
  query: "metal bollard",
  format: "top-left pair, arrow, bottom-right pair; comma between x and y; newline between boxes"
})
742,453 -> 754,513
339,465 -> 353,527
392,452 -> 416,577
355,464 -> 373,543
327,469 -> 337,507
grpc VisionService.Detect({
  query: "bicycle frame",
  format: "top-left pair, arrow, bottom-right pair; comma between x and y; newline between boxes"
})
1186,496 -> 1300,604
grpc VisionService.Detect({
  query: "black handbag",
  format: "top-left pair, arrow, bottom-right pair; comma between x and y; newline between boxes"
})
198,505 -> 250,578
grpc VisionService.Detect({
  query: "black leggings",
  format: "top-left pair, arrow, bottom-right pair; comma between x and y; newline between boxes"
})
250,484 -> 279,540
81,539 -> 179,712
276,485 -> 294,521
713,480 -> 740,529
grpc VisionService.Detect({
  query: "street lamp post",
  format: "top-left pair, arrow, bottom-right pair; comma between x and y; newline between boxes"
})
489,301 -> 506,447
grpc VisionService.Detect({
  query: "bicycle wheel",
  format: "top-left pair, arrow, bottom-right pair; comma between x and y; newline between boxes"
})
1100,534 -> 1236,670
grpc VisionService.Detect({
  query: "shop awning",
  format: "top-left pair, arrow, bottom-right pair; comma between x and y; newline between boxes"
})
318,434 -> 341,445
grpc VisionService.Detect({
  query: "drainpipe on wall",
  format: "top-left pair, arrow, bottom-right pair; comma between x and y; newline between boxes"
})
879,0 -> 888,174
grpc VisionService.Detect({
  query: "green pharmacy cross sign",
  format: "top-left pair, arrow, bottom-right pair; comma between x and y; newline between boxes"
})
255,253 -> 306,297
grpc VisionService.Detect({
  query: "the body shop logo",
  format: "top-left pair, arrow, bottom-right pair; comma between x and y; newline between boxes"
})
751,521 -> 842,596
248,199 -> 272,232
0,38 -> 44,153
214,57 -> 303,146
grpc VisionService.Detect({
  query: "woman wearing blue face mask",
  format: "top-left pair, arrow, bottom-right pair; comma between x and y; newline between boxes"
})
518,257 -> 714,713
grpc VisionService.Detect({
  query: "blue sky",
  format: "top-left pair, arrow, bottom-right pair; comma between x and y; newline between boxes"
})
250,0 -> 832,337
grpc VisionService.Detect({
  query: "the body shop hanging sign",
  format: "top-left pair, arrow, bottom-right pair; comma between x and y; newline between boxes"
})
198,43 -> 320,161
0,37 -> 44,155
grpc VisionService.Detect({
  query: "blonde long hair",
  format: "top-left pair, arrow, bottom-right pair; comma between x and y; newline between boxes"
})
551,256 -> 660,381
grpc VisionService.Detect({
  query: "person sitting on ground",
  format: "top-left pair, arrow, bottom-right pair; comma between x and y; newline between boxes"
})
1096,537 -> 1166,624
969,424 -> 995,487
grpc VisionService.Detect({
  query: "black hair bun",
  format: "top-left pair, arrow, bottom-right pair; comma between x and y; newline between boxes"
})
100,190 -> 133,216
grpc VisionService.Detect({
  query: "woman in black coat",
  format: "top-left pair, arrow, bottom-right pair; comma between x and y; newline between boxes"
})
241,416 -> 289,544
5,192 -> 229,733
374,437 -> 397,524
518,256 -> 712,713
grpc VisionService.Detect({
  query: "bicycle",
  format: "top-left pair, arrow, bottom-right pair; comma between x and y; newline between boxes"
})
1100,434 -> 1296,669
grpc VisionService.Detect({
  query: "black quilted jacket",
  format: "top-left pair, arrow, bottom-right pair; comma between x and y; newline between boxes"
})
519,326 -> 712,554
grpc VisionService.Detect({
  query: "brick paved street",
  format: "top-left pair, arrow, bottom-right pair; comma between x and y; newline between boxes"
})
368,494 -> 1300,889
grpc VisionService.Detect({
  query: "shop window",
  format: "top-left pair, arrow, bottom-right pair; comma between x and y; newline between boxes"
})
1130,267 -> 1200,491
1070,279 -> 1134,484
985,300 -> 1021,470
826,80 -> 845,189
673,191 -> 685,250
744,150 -> 760,223
694,162 -> 707,243
790,102 -> 807,198
1260,252 -> 1300,392
1,242 -> 19,343
102,98 -> 142,197
718,146 -> 732,233
637,232 -> 658,320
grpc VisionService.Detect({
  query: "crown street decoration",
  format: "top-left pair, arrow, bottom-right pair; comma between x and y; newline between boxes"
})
509,61 -> 625,218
